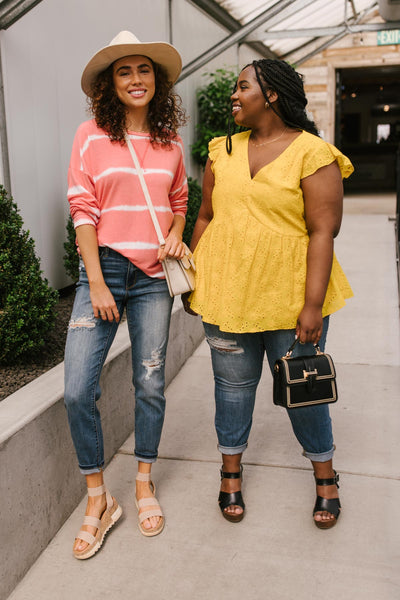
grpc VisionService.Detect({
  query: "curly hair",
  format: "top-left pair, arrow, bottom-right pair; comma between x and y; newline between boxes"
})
226,58 -> 319,154
88,59 -> 187,146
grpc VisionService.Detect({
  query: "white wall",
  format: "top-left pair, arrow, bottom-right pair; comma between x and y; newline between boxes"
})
0,0 -> 263,289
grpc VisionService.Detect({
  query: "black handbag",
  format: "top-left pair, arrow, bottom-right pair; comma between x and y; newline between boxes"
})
273,338 -> 338,409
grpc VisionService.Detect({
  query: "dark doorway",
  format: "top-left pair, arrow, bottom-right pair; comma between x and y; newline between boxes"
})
335,66 -> 400,193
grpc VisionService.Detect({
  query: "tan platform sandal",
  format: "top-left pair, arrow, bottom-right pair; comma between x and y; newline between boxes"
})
135,472 -> 164,537
73,484 -> 122,560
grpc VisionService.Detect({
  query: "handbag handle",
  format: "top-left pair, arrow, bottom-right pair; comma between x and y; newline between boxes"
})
124,133 -> 166,246
285,337 -> 322,358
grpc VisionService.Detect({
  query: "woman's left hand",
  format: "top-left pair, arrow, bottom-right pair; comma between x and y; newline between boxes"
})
296,305 -> 323,345
157,231 -> 185,262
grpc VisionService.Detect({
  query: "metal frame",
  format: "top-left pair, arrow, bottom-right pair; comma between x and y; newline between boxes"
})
248,21 -> 400,40
0,0 -> 42,29
189,0 -> 275,59
244,0 -> 322,42
285,1 -> 381,64
0,0 -> 45,192
0,41 -> 11,192
180,0 -> 293,81
396,146 -> 400,304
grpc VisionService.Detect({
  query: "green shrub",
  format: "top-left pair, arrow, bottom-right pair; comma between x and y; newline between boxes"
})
0,185 -> 58,365
63,215 -> 79,282
191,68 -> 246,167
183,177 -> 202,246
63,177 -> 202,274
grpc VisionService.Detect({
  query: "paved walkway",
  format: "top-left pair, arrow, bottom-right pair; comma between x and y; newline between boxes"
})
8,194 -> 400,600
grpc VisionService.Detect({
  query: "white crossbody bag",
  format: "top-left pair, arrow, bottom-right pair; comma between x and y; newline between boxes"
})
124,134 -> 195,297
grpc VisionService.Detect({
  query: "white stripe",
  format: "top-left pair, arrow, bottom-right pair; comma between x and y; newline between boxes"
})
93,167 -> 137,182
74,218 -> 96,228
150,270 -> 165,278
143,168 -> 174,179
109,242 -> 159,250
138,135 -> 183,156
94,166 -> 174,183
79,133 -> 181,159
169,178 -> 187,196
101,205 -> 173,215
126,133 -> 151,141
89,207 -> 101,218
68,184 -> 90,197
171,139 -> 184,155
80,134 -> 109,158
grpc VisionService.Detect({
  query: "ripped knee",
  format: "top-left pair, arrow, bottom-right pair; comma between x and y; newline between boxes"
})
142,349 -> 164,380
206,336 -> 244,354
68,315 -> 96,330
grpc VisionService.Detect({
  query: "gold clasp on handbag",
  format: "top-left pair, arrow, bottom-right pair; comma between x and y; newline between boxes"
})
303,369 -> 318,378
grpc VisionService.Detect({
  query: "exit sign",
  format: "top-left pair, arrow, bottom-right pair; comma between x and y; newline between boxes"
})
377,30 -> 400,45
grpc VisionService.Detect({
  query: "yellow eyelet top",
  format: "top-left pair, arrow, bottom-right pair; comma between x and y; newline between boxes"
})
189,130 -> 354,333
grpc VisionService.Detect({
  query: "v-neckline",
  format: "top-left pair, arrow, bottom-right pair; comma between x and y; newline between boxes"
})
247,130 -> 304,180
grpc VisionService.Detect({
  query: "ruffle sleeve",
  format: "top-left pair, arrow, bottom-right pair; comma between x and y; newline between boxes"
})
208,136 -> 227,172
301,138 -> 354,180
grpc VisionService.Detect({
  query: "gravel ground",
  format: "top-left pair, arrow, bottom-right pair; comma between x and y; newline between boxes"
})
0,287 -> 76,401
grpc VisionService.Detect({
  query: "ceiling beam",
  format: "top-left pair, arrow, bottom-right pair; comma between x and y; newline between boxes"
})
244,0 -> 317,42
247,20 -> 400,40
285,1 -> 380,64
294,30 -> 350,65
180,0 -> 293,81
189,0 -> 275,62
0,0 -> 43,29
0,43 -> 11,192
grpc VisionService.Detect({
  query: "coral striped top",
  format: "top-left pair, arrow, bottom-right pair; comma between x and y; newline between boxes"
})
67,119 -> 188,278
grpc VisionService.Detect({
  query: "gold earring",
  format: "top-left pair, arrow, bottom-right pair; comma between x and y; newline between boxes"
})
265,101 -> 270,109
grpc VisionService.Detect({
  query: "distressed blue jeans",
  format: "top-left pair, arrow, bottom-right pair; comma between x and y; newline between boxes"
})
64,248 -> 173,473
203,318 -> 334,463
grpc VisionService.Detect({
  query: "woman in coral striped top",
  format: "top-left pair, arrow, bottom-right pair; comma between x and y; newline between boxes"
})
64,31 -> 187,559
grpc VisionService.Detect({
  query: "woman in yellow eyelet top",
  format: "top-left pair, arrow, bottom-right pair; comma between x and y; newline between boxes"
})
190,129 -> 353,332
184,58 -> 353,530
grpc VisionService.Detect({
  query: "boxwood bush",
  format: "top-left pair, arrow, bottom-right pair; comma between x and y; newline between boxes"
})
0,185 -> 58,365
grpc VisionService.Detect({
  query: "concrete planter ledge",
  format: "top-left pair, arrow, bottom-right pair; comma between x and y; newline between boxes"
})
0,300 -> 204,600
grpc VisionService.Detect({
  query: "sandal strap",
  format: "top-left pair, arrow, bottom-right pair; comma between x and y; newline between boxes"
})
87,484 -> 113,509
314,470 -> 340,488
220,464 -> 243,481
76,529 -> 96,545
87,484 -> 105,497
137,497 -> 160,509
138,508 -> 163,524
136,472 -> 151,482
313,496 -> 341,518
82,515 -> 101,528
218,490 -> 245,511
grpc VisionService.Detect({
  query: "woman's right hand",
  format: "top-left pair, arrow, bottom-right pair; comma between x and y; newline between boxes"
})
296,304 -> 323,345
90,281 -> 120,322
74,226 -> 120,323
181,292 -> 197,316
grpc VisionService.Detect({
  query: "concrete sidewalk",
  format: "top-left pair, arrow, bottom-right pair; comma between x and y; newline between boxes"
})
8,195 -> 400,600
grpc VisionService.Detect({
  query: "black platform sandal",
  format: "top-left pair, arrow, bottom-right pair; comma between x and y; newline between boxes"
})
313,470 -> 341,529
218,465 -> 245,523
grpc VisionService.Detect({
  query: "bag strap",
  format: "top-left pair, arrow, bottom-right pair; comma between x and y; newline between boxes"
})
285,337 -> 322,358
124,133 -> 166,246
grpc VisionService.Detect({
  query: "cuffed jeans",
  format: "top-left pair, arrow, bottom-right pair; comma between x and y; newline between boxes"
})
203,317 -> 334,463
64,248 -> 173,473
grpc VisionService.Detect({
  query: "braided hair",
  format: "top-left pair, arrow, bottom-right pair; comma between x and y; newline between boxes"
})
226,59 -> 319,154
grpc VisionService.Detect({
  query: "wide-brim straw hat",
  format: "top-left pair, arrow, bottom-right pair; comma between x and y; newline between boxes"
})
81,30 -> 182,96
